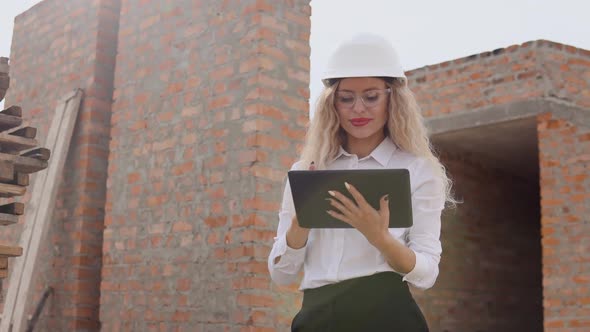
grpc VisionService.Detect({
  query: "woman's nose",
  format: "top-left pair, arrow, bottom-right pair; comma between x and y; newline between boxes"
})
352,97 -> 366,113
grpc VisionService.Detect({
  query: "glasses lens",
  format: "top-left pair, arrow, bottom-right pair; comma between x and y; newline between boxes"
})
362,90 -> 384,108
335,91 -> 355,108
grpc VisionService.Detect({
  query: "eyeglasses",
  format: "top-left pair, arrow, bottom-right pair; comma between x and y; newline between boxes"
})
334,88 -> 391,109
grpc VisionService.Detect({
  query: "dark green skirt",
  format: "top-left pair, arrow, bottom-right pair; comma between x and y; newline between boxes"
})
291,272 -> 429,332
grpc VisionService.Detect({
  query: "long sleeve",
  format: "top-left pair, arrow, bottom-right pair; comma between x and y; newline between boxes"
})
402,158 -> 446,290
268,164 -> 307,286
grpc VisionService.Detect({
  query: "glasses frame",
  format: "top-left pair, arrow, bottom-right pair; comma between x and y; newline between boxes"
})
334,88 -> 391,109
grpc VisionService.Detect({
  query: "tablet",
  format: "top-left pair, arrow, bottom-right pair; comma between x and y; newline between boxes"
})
287,169 -> 413,229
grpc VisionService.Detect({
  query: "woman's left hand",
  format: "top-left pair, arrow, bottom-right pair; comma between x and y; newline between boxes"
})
326,182 -> 390,247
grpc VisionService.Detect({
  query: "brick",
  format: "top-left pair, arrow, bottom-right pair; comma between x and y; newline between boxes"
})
242,119 -> 273,133
236,293 -> 275,307
208,96 -> 233,109
242,197 -> 280,212
245,103 -> 287,120
246,134 -> 289,149
176,278 -> 191,292
172,221 -> 193,233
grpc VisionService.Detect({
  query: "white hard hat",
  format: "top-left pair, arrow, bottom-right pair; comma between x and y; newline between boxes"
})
321,33 -> 406,87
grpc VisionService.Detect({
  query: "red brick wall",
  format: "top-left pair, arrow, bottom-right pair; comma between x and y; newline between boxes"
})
100,0 -> 310,330
413,154 -> 542,331
1,0 -> 120,330
538,113 -> 590,331
3,1 -> 589,330
407,40 -> 590,117
409,40 -> 590,331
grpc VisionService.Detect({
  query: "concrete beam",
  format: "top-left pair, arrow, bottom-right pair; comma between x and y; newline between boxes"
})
426,98 -> 590,136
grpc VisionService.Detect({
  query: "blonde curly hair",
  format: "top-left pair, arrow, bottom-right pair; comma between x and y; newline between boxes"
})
300,77 -> 455,206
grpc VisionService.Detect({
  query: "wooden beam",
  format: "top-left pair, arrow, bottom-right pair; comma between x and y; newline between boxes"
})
21,148 -> 50,161
0,133 -> 39,153
0,114 -> 22,132
0,152 -> 48,174
10,126 -> 37,139
0,257 -> 7,268
0,203 -> 24,215
0,89 -> 82,332
2,171 -> 28,186
0,160 -> 14,181
1,106 -> 22,117
0,76 -> 9,92
0,57 -> 8,73
0,213 -> 19,226
0,269 -> 7,279
0,183 -> 26,197
0,245 -> 22,257
14,172 -> 28,186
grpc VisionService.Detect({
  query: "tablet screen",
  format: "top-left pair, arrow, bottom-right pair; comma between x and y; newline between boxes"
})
288,169 -> 413,228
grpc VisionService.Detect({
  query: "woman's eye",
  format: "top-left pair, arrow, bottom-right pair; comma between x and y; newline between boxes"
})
364,94 -> 379,102
338,96 -> 354,103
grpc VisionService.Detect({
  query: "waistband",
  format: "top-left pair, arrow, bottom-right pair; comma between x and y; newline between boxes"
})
301,272 -> 409,308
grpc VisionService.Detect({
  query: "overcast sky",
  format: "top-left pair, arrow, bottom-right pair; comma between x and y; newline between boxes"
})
2,0 -> 590,110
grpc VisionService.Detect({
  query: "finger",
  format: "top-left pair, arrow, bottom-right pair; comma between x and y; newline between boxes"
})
328,190 -> 359,213
344,182 -> 371,210
327,209 -> 353,225
309,161 -> 316,170
326,198 -> 352,218
379,194 -> 390,225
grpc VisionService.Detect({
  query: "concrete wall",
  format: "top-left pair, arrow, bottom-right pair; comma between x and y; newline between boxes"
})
99,0 -> 310,331
1,0 -> 119,330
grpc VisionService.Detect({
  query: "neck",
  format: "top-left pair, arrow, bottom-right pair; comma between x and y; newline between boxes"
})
344,132 -> 386,158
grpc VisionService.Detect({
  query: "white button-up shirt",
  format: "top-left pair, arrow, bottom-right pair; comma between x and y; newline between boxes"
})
267,137 -> 445,290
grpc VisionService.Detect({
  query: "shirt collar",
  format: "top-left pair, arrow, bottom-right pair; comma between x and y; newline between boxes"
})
334,137 -> 397,167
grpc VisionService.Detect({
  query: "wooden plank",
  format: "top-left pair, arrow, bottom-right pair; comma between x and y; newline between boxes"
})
0,213 -> 19,226
14,172 -> 28,186
0,269 -> 7,279
0,58 -> 7,103
0,133 -> 39,153
1,89 -> 82,332
21,148 -> 50,161
0,75 -> 8,90
0,152 -> 48,174
0,245 -> 22,257
1,106 -> 21,117
0,257 -> 7,268
0,114 -> 22,132
0,203 -> 24,215
0,183 -> 26,197
0,57 -> 8,73
0,160 -> 14,181
10,126 -> 36,139
3,172 -> 28,186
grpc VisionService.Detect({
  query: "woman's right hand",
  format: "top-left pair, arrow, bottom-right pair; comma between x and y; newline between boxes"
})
286,215 -> 310,249
285,161 -> 314,249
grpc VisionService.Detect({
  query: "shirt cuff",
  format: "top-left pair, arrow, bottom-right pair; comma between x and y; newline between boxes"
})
272,233 -> 307,270
402,250 -> 429,285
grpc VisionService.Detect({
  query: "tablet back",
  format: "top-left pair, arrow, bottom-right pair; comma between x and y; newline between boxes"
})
287,169 -> 413,228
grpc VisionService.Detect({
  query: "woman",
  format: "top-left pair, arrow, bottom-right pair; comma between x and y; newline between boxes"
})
268,33 -> 454,331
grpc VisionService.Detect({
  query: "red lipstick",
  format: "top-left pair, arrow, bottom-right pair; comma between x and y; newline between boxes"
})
350,118 -> 371,127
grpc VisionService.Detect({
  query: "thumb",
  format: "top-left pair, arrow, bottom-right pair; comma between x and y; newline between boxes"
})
379,194 -> 390,220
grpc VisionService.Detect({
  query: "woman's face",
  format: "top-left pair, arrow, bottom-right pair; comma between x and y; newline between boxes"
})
334,77 -> 390,143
